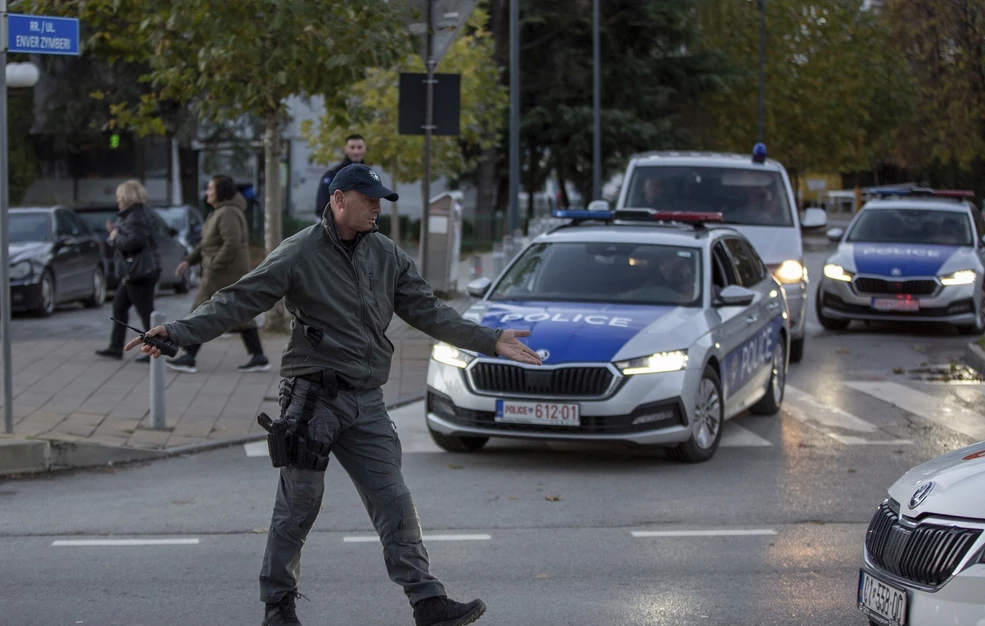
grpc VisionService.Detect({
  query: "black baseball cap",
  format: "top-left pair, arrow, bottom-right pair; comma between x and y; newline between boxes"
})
328,164 -> 399,202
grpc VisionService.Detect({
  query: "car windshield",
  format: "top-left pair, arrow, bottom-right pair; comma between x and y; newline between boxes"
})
75,210 -> 117,236
846,208 -> 973,246
9,213 -> 50,243
624,165 -> 793,227
488,241 -> 702,306
154,207 -> 185,230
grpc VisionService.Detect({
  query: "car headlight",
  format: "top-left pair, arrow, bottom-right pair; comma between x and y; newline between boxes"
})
940,270 -> 976,286
772,260 -> 805,284
431,343 -> 475,369
9,261 -> 31,281
616,350 -> 688,375
823,264 -> 853,282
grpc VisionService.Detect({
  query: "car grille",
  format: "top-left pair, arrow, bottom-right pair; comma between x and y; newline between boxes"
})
470,363 -> 613,397
865,502 -> 981,587
854,277 -> 938,296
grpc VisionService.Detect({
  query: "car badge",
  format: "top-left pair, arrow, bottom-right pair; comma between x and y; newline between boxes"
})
535,349 -> 550,362
908,482 -> 935,510
890,268 -> 902,277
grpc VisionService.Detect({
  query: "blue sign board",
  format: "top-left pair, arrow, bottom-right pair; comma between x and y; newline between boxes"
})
7,14 -> 79,56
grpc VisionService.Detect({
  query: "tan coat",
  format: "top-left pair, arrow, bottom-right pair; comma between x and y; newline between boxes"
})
185,193 -> 256,330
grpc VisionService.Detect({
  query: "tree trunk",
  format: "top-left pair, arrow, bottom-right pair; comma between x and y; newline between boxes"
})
262,111 -> 288,333
390,155 -> 400,246
475,147 -> 498,243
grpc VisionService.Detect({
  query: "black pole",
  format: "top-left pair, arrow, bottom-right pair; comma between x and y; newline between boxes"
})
421,0 -> 435,279
509,0 -> 520,236
592,0 -> 601,201
757,0 -> 766,144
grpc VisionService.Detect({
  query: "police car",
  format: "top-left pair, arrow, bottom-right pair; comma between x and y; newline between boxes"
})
817,188 -> 985,334
425,208 -> 791,462
858,440 -> 985,626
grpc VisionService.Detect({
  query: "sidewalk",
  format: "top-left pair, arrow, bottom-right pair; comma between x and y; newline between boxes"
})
0,252 -> 497,476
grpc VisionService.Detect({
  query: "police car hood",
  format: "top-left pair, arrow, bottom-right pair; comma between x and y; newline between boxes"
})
828,242 -> 971,277
720,225 -> 801,266
464,301 -> 705,363
887,441 -> 985,520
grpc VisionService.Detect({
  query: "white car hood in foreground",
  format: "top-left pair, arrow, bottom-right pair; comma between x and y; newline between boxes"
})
888,441 -> 985,520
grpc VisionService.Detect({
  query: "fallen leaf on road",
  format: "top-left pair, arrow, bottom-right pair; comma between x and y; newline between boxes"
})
535,574 -> 552,580
892,367 -> 905,375
913,345 -> 926,352
448,464 -> 463,470
253,528 -> 268,534
508,496 -> 518,501
836,347 -> 850,354
545,496 -> 562,502
847,468 -> 856,473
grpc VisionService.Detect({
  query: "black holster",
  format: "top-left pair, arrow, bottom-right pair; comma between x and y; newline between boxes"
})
256,373 -> 334,471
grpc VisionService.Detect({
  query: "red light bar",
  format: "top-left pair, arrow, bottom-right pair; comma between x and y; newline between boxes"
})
650,211 -> 724,223
933,189 -> 975,198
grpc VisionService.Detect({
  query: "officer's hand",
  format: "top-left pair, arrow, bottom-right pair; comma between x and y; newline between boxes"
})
175,260 -> 190,278
494,329 -> 541,366
124,325 -> 169,358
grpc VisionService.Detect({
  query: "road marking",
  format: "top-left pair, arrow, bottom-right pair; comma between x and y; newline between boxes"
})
720,422 -> 772,447
344,534 -> 491,543
783,386 -> 913,445
631,529 -> 776,538
845,381 -> 985,441
52,539 -> 200,547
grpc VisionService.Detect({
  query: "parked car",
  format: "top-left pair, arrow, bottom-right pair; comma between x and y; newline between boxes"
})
152,204 -> 205,285
858,440 -> 985,625
72,205 -> 191,293
8,206 -> 106,316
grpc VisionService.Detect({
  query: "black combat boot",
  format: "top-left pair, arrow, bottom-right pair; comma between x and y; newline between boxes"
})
262,590 -> 306,626
413,596 -> 486,626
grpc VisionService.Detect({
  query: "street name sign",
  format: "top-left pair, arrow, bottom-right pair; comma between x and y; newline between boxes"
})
7,14 -> 79,56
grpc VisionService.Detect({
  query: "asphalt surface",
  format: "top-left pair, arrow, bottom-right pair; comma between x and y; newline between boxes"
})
2,235 -> 984,625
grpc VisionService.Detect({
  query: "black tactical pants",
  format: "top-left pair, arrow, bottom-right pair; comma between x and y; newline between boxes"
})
258,377 -> 446,605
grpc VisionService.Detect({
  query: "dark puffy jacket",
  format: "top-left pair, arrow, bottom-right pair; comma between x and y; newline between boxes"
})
112,204 -> 161,283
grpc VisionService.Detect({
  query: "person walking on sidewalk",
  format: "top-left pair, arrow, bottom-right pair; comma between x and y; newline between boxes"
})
128,164 -> 541,626
167,175 -> 270,374
314,133 -> 365,218
96,179 -> 160,363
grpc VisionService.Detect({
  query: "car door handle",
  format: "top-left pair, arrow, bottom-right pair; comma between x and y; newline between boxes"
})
746,313 -> 759,324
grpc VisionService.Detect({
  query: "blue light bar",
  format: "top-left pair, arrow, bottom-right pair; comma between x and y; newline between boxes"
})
752,143 -> 767,164
552,209 -> 614,220
868,187 -> 916,196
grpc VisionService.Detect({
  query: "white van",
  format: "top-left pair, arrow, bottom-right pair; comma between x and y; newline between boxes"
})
590,147 -> 826,362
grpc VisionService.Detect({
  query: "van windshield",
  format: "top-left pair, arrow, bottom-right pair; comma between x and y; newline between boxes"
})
624,165 -> 794,227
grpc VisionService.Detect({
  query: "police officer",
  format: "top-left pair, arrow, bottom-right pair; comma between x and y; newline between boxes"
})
127,164 -> 542,626
314,134 -> 365,218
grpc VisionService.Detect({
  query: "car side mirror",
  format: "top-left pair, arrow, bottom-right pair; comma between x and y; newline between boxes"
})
587,200 -> 610,212
802,207 -> 827,229
715,285 -> 756,307
466,277 -> 492,298
826,227 -> 844,242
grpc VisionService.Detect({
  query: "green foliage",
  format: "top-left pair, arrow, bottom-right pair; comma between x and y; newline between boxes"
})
8,92 -> 37,204
303,7 -> 507,185
695,0 -> 913,175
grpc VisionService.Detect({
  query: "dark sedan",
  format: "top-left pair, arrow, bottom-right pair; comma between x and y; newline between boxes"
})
73,205 -> 191,293
9,207 -> 106,316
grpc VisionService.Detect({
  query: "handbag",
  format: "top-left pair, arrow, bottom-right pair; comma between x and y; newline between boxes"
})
125,247 -> 159,281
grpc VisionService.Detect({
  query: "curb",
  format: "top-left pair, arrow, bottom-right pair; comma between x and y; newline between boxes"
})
0,393 -> 429,478
964,341 -> 985,375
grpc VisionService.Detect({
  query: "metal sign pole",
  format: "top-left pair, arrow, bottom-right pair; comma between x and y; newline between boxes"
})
1,0 -> 13,434
420,0 -> 434,281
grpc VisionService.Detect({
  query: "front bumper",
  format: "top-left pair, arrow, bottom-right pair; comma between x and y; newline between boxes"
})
818,277 -> 977,325
781,281 -> 807,339
425,358 -> 699,446
859,563 -> 985,626
9,280 -> 42,312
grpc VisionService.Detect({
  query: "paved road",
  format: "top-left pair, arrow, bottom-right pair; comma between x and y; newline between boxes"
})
2,236 -> 984,625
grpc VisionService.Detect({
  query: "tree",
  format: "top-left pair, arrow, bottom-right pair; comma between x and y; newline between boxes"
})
302,7 -> 507,246
34,0 -> 411,330
695,0 -> 913,181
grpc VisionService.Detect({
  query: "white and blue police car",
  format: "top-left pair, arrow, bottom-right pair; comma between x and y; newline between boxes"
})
425,208 -> 791,462
817,188 -> 985,335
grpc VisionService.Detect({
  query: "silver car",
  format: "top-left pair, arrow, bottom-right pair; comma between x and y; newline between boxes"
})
818,189 -> 985,335
425,208 -> 791,462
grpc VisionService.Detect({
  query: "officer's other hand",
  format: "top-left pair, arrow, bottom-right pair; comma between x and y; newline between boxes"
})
175,260 -> 190,278
124,325 -> 169,358
495,329 -> 541,365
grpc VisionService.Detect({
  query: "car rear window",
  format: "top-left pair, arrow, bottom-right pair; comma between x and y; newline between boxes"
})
489,241 -> 703,306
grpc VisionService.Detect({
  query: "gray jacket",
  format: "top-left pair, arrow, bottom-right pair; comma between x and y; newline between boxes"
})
164,213 -> 502,388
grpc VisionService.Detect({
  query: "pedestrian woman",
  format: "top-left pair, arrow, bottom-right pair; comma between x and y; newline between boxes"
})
166,174 -> 270,374
96,179 -> 161,362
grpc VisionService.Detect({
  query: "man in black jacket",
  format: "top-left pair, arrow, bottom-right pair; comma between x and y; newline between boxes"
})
314,134 -> 365,218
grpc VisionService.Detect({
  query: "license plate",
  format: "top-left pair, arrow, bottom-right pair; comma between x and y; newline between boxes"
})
858,569 -> 908,626
872,297 -> 920,312
495,400 -> 580,427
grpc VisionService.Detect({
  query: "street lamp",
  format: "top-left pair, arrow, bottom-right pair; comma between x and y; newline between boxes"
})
6,62 -> 40,88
